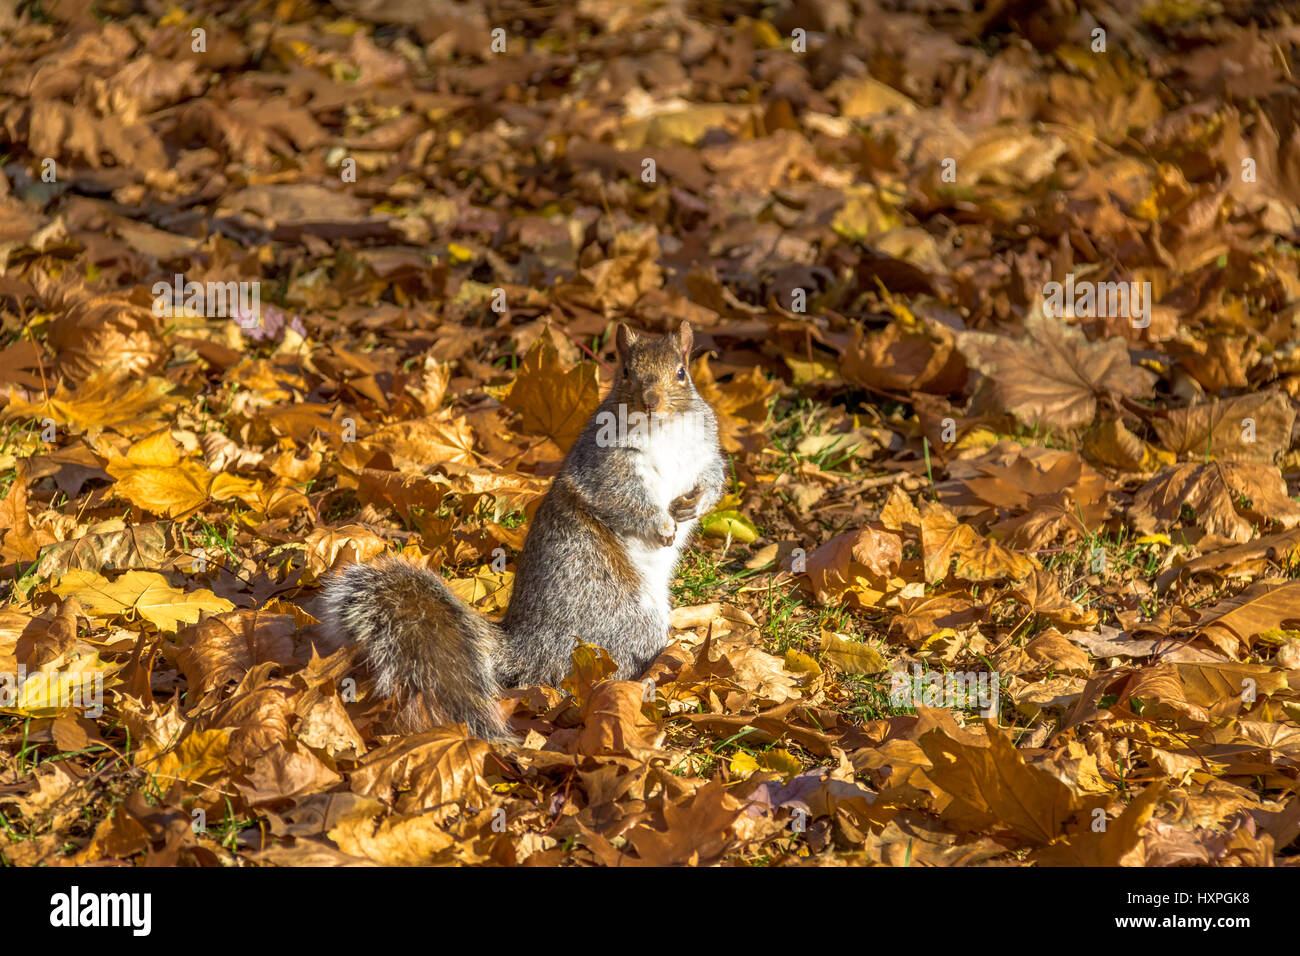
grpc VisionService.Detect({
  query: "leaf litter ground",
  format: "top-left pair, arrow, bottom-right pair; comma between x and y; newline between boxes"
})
0,1 -> 1298,866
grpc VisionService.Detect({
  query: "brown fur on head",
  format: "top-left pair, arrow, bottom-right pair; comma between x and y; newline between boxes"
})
611,321 -> 696,415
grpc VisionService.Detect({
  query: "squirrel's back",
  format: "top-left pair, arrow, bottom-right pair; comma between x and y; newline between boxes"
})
498,466 -> 666,687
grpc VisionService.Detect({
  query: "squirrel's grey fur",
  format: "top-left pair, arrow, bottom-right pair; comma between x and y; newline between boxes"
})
321,322 -> 726,741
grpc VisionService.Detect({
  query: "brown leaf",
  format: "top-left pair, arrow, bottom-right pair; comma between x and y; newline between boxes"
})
503,329 -> 601,455
573,681 -> 663,757
920,721 -> 1081,844
1195,580 -> 1300,656
175,612 -> 299,696
1153,391 -> 1295,464
1034,783 -> 1167,866
1130,461 -> 1300,545
350,727 -> 492,814
957,314 -> 1154,431
624,781 -> 745,865
328,801 -> 457,865
803,527 -> 902,605
920,500 -> 1036,583
840,318 -> 966,395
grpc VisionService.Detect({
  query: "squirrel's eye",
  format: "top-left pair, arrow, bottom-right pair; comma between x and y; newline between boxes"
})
676,366 -> 686,382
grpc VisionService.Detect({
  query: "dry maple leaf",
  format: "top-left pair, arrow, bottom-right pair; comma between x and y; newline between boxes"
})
444,566 -> 514,616
72,806 -> 153,866
819,630 -> 889,674
350,728 -> 492,814
956,313 -> 1154,431
1130,461 -> 1300,545
1082,416 -> 1167,471
890,591 -> 984,647
51,569 -> 233,633
296,690 -> 367,760
624,780 -> 745,866
502,330 -> 600,455
38,280 -> 168,383
1112,667 -> 1201,728
238,742 -> 344,806
1034,783 -> 1167,866
840,317 -> 967,395
960,125 -> 1069,187
0,463 -> 56,563
571,681 -> 663,757
942,446 -> 1114,549
920,500 -> 1036,583
4,370 -> 180,439
690,356 -> 779,455
327,799 -> 458,866
1152,390 -> 1295,464
803,526 -> 903,606
359,416 -> 479,471
1006,569 -> 1099,631
1173,661 -> 1287,716
32,522 -> 169,579
3,648 -> 121,719
103,430 -> 212,518
174,611 -> 299,695
340,466 -> 447,523
1194,579 -> 1300,657
300,526 -> 390,582
1023,628 -> 1092,675
577,227 -> 663,311
720,642 -> 804,705
134,728 -> 231,793
920,721 -> 1081,845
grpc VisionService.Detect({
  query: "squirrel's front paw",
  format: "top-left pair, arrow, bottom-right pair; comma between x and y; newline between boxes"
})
670,484 -> 705,522
654,516 -> 677,547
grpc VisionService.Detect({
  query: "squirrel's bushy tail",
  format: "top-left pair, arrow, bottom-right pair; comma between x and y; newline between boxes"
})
320,555 -> 511,741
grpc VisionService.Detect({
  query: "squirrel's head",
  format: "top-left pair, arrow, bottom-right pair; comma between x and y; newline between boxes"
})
611,321 -> 698,416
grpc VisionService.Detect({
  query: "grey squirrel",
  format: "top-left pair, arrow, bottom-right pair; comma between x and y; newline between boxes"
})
321,321 -> 727,741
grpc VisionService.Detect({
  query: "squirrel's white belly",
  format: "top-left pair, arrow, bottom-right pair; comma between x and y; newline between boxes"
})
628,413 -> 707,618
624,536 -> 686,622
637,412 -> 706,509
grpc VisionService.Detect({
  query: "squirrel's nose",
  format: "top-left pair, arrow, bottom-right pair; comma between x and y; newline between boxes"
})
642,388 -> 662,412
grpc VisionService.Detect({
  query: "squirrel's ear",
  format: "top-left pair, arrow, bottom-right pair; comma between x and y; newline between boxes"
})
677,321 -> 693,362
615,322 -> 637,356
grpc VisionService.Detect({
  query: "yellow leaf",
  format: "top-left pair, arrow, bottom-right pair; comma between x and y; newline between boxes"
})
783,649 -> 823,678
52,569 -> 234,632
1135,533 -> 1171,546
758,748 -> 803,779
730,751 -> 761,776
106,431 -> 213,517
3,370 -> 180,439
2,652 -> 119,717
1257,628 -> 1300,647
445,567 -> 514,615
784,354 -> 840,385
700,509 -> 759,543
828,75 -> 918,119
210,472 -> 263,506
328,802 -> 456,864
139,729 -> 230,786
831,184 -> 905,243
820,630 -> 889,674
920,627 -> 959,651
